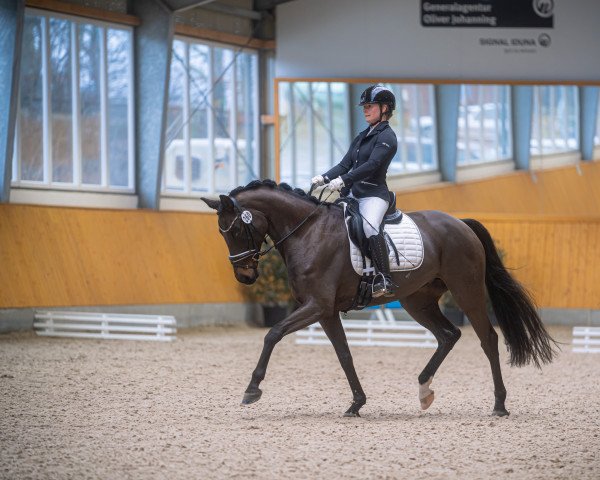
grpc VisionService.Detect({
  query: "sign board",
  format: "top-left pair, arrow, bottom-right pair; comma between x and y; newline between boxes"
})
421,0 -> 554,29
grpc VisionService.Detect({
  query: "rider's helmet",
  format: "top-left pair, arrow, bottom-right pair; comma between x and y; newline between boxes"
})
358,84 -> 395,117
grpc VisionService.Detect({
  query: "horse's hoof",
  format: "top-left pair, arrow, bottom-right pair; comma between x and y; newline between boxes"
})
420,392 -> 435,410
492,408 -> 510,417
241,389 -> 262,405
343,410 -> 361,418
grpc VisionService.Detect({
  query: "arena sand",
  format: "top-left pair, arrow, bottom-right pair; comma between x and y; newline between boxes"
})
1,325 -> 598,479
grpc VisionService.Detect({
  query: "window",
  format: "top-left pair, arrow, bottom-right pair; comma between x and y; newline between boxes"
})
12,10 -> 134,191
457,85 -> 511,165
162,38 -> 259,195
530,85 -> 578,156
278,82 -> 436,187
385,84 -> 437,174
278,82 -> 350,187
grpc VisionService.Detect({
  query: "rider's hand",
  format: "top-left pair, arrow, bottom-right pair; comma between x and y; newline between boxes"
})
327,177 -> 345,191
311,175 -> 325,186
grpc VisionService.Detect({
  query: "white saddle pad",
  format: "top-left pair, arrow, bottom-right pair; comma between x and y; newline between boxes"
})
342,204 -> 425,276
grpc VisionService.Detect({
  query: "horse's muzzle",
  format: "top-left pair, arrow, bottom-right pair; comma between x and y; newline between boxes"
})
234,266 -> 258,284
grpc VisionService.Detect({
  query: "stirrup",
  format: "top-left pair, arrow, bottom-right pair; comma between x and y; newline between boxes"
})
372,273 -> 394,298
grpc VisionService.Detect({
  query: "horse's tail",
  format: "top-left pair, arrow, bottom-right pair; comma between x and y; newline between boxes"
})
462,218 -> 558,368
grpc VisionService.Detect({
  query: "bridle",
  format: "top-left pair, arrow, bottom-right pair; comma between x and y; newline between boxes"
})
218,197 -> 265,270
219,188 -> 332,270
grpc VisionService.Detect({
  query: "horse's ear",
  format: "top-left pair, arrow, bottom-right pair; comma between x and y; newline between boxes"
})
219,195 -> 235,212
201,197 -> 221,211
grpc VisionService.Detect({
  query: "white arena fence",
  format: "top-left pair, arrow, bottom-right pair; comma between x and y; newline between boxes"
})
572,326 -> 600,353
34,311 -> 177,342
296,306 -> 437,348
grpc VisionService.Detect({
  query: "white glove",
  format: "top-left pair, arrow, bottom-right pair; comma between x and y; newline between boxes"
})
327,176 -> 345,191
311,175 -> 324,186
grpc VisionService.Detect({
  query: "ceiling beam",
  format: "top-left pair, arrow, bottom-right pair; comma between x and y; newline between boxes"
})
165,0 -> 217,13
254,0 -> 296,11
201,2 -> 262,20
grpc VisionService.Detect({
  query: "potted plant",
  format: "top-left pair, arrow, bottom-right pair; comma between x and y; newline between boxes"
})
243,250 -> 294,327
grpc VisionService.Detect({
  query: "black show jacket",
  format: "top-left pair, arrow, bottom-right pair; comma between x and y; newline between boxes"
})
323,121 -> 397,202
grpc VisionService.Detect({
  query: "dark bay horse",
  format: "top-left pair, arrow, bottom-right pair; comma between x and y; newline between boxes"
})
202,180 -> 557,417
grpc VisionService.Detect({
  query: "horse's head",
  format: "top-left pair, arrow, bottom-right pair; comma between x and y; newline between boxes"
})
201,194 -> 269,285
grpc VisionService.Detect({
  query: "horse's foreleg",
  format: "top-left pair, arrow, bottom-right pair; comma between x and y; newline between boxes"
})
402,291 -> 462,411
320,316 -> 367,417
242,303 -> 320,405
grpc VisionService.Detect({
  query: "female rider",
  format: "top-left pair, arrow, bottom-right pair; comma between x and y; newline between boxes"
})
311,84 -> 398,298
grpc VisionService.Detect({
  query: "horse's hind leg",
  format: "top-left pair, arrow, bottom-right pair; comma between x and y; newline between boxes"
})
447,281 -> 509,416
402,286 -> 462,411
320,315 -> 367,417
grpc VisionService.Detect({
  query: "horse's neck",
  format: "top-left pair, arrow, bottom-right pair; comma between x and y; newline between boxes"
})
238,190 -> 319,243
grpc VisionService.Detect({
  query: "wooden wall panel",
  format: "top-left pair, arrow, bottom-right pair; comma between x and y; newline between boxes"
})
475,216 -> 600,309
394,161 -> 600,216
2,161 -> 599,310
0,205 -> 245,308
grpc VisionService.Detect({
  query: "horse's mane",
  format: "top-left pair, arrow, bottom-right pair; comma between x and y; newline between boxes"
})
229,179 -> 325,206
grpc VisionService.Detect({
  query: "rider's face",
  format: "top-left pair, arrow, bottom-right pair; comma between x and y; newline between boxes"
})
362,103 -> 388,125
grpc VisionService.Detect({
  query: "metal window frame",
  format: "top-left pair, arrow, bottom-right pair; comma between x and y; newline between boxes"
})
279,82 -> 438,182
13,8 -> 135,193
534,85 -> 579,156
463,85 -> 472,164
42,16 -> 52,185
162,36 -> 260,196
413,84 -> 423,170
288,82 -> 297,186
327,83 -> 334,168
427,85 -> 438,170
72,22 -> 82,186
397,85 -> 407,170
308,83 -> 315,181
459,84 -> 511,166
183,41 -> 191,193
230,52 -> 238,188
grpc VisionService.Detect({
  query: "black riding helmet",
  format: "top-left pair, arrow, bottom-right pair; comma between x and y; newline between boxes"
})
358,84 -> 395,119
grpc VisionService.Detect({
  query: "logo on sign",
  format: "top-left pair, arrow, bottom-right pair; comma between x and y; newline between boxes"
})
241,210 -> 253,224
533,0 -> 554,18
538,33 -> 551,47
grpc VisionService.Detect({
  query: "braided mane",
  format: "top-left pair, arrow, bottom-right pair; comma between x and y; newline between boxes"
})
229,179 -> 323,205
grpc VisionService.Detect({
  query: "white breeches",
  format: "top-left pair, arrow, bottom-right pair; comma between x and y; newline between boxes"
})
348,193 -> 389,238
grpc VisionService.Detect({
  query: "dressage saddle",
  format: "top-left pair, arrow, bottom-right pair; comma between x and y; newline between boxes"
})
336,191 -> 402,260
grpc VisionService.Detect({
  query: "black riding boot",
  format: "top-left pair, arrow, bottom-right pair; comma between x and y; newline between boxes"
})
368,234 -> 395,298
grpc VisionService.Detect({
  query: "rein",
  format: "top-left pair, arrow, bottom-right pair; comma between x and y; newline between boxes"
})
222,187 -> 333,268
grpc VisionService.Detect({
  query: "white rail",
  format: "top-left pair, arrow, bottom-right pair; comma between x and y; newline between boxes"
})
572,326 -> 600,353
296,320 -> 437,348
34,311 -> 177,342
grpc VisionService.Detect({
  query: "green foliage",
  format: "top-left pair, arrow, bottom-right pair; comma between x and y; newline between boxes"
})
243,250 -> 293,307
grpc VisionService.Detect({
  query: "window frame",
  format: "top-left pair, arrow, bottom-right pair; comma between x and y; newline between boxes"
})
530,85 -> 579,157
12,8 -> 135,194
277,81 -> 352,187
277,81 -> 439,187
386,83 -> 438,174
161,35 -> 261,197
456,84 -> 512,166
